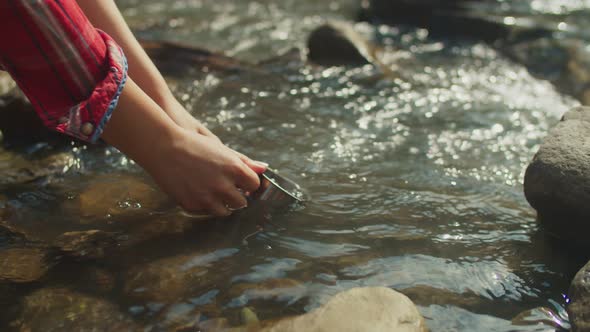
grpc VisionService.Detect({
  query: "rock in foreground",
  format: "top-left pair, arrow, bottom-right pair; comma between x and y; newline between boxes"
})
257,287 -> 427,332
569,261 -> 590,332
524,106 -> 590,249
12,287 -> 138,331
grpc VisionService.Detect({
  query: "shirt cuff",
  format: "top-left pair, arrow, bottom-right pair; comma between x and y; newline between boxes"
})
55,30 -> 128,143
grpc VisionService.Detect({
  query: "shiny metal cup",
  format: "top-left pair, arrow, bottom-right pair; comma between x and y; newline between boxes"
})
249,169 -> 306,208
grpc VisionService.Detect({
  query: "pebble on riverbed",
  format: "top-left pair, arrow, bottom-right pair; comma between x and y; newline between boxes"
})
568,260 -> 590,332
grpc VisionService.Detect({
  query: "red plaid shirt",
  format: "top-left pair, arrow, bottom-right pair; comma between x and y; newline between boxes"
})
0,0 -> 127,142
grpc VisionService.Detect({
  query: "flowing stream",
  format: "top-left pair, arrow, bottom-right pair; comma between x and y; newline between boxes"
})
1,0 -> 588,330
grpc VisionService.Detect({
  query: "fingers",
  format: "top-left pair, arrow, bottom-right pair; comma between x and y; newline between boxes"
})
233,150 -> 268,175
234,163 -> 261,193
220,185 -> 248,210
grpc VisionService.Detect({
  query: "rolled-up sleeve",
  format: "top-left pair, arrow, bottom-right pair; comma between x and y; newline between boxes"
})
0,0 -> 127,143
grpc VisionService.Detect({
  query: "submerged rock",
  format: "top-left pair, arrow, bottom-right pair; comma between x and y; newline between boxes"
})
12,287 -> 139,331
69,174 -> 166,219
0,151 -> 75,186
0,248 -> 50,283
512,306 -> 569,330
524,106 -> 590,249
53,230 -> 119,260
569,261 -> 590,332
124,249 -> 235,303
255,287 -> 427,332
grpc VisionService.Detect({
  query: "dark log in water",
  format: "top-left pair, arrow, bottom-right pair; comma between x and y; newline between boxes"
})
140,40 -> 252,76
358,0 -> 550,43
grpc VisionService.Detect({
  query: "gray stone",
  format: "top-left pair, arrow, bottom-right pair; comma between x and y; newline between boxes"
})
569,261 -> 590,332
524,106 -> 590,248
254,287 -> 427,332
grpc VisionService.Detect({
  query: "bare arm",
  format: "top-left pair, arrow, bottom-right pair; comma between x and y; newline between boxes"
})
101,78 -> 261,216
77,0 -> 174,109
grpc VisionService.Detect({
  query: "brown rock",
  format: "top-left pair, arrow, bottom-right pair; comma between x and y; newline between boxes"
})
70,174 -> 166,219
124,248 -> 237,303
0,248 -> 50,283
53,230 -> 119,260
12,287 -> 139,331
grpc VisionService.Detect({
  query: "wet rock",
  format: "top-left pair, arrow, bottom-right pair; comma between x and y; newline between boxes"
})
524,106 -> 590,249
503,37 -> 590,106
70,174 -> 166,219
79,266 -> 117,294
0,248 -> 50,283
400,285 -> 482,308
149,302 -> 203,332
568,260 -> 590,332
12,287 -> 139,331
307,22 -> 371,66
198,317 -> 230,332
512,306 -> 569,330
124,249 -> 236,303
53,230 -> 119,260
0,151 -> 75,186
256,287 -> 427,332
228,278 -> 304,303
240,307 -> 260,325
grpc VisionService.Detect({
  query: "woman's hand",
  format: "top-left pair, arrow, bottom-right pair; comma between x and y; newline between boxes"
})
147,129 -> 263,216
102,78 -> 265,217
163,98 -> 268,175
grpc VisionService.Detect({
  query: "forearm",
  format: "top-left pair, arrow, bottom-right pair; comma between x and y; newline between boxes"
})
77,0 -> 175,109
101,78 -> 177,167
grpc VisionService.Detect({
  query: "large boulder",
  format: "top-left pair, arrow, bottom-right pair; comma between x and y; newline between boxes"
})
569,261 -> 590,332
257,287 -> 427,332
524,106 -> 590,248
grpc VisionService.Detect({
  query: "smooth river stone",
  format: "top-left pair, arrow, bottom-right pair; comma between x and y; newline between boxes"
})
524,106 -> 590,249
0,248 -> 49,283
124,249 -> 235,303
73,174 -> 166,219
569,260 -> 590,332
240,287 -> 427,332
12,287 -> 139,332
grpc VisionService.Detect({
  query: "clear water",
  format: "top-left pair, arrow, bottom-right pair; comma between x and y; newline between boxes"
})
1,0 -> 588,330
